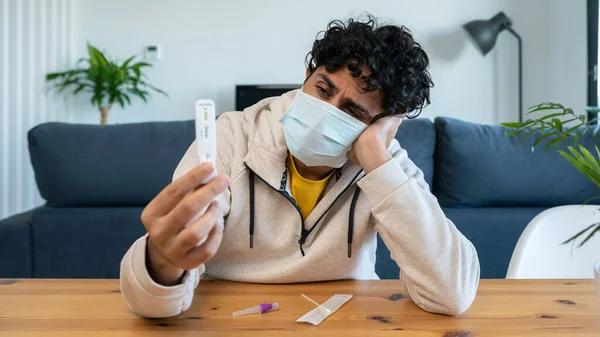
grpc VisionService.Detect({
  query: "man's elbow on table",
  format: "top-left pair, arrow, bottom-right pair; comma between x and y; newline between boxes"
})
120,279 -> 190,318
434,267 -> 480,315
406,260 -> 480,316
119,237 -> 197,318
410,283 -> 478,316
436,289 -> 477,316
432,238 -> 481,315
121,266 -> 193,318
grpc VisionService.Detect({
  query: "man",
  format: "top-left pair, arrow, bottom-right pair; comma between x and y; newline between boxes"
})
120,16 -> 480,318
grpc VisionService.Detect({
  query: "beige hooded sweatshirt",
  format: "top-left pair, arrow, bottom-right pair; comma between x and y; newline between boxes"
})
120,90 -> 480,318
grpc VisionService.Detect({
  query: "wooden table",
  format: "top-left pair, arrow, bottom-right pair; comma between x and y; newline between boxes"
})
0,279 -> 598,336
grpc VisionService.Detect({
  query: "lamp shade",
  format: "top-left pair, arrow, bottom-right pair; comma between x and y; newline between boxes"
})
463,12 -> 512,55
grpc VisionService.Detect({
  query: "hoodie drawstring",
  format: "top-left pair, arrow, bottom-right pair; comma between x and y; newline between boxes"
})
249,170 -> 255,249
348,186 -> 361,258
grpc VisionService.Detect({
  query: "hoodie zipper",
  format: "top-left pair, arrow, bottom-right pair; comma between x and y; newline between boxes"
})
244,163 -> 362,256
245,164 -> 308,255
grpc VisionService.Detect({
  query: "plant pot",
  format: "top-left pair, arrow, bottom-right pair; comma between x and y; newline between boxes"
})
99,106 -> 112,125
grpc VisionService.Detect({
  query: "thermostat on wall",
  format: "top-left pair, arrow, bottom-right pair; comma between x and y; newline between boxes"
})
143,45 -> 161,61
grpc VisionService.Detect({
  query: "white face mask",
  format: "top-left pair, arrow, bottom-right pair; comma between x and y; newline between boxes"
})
280,90 -> 368,168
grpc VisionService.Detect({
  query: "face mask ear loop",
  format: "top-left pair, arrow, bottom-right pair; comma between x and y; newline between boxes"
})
371,112 -> 408,125
370,113 -> 385,124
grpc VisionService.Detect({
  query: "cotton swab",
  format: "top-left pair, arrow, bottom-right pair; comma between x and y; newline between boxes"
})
301,293 -> 331,314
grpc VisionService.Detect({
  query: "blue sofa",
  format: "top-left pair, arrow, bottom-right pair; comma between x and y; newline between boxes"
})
1,117 -> 597,279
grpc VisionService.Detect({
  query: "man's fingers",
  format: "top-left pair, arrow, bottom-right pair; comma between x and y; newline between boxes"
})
180,221 -> 224,270
174,201 -> 221,252
166,174 -> 229,230
142,162 -> 216,221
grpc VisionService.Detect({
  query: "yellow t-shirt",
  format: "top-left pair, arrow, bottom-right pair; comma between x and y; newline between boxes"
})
287,153 -> 334,219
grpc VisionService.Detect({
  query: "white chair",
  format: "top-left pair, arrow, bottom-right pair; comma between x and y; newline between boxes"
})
507,205 -> 600,279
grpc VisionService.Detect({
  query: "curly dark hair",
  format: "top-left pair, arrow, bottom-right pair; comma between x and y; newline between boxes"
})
305,16 -> 433,120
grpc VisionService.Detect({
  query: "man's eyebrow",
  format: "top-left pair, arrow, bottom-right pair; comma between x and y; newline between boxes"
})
317,74 -> 338,93
317,73 -> 372,120
343,98 -> 370,120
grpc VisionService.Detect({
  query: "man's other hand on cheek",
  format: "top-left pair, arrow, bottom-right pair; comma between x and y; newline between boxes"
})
348,116 -> 403,174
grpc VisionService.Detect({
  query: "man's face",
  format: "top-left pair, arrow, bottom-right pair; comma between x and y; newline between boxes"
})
303,66 -> 383,125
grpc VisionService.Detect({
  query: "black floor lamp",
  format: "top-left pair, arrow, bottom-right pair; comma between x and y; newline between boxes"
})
464,12 -> 523,123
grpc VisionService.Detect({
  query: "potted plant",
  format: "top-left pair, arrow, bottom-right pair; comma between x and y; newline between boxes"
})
46,44 -> 167,125
502,103 -> 600,306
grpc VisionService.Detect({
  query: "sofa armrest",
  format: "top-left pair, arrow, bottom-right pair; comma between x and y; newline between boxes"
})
0,210 -> 34,277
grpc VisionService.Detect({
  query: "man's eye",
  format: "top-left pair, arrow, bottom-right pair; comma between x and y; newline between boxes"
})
347,109 -> 359,118
316,86 -> 328,96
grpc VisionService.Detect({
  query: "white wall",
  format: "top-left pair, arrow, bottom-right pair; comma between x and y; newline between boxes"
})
67,0 -> 544,123
496,0 -> 587,123
71,0 -> 588,125
0,0 -> 75,219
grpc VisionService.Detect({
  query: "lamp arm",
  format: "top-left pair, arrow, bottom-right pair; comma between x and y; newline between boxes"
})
506,27 -> 523,123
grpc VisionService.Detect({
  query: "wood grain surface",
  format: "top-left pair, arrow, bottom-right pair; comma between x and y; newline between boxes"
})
0,278 -> 598,336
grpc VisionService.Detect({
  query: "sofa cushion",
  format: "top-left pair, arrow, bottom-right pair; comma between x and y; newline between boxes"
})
375,234 -> 400,279
434,117 -> 600,207
0,210 -> 33,278
28,121 -> 194,206
31,206 -> 145,278
443,206 -> 548,278
394,118 -> 435,189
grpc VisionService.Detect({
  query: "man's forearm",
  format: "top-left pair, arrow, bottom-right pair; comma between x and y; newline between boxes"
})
357,157 -> 480,315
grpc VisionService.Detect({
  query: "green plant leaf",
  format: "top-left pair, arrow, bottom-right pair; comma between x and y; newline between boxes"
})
562,223 -> 598,245
501,122 -> 523,128
520,128 -> 541,142
579,146 -> 600,172
567,146 -> 585,163
121,93 -> 131,105
560,148 -> 600,188
128,88 -> 148,102
544,135 -> 568,149
563,122 -> 585,140
131,62 -> 152,70
559,150 -> 585,171
120,55 -> 136,70
552,118 -> 563,132
88,44 -> 108,66
46,72 -> 66,81
536,112 -> 570,121
116,94 -> 125,109
583,195 -> 600,205
148,85 -> 168,97
575,224 -> 600,247
56,78 -> 83,93
527,103 -> 564,113
72,83 -> 88,95
532,131 -> 562,147
559,117 -> 580,126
